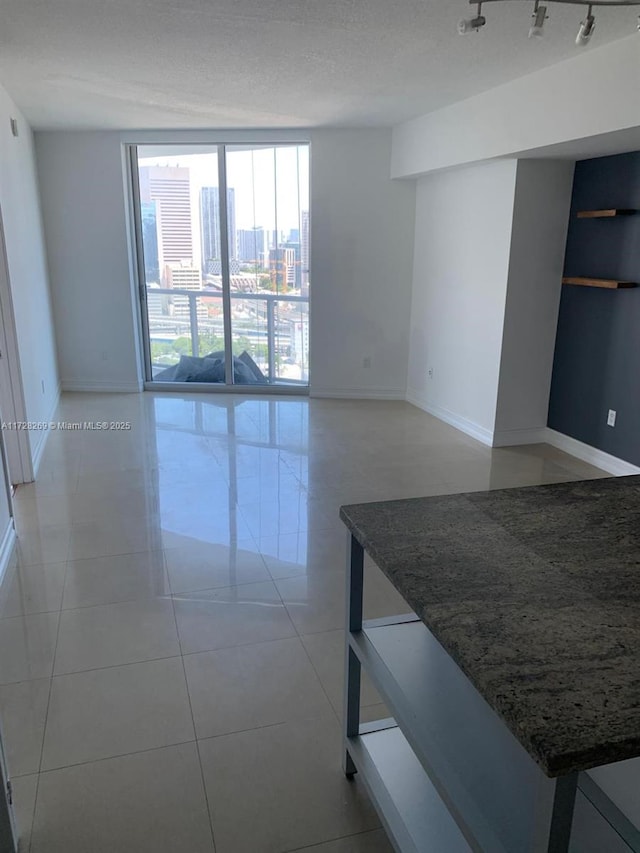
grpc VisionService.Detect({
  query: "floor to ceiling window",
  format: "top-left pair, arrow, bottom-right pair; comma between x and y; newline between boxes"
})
131,143 -> 310,389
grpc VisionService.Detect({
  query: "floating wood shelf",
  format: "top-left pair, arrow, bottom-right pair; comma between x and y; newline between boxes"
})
562,277 -> 638,290
577,209 -> 637,219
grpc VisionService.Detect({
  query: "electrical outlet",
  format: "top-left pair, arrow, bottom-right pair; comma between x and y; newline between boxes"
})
41,380 -> 45,394
363,357 -> 371,369
607,409 -> 616,427
428,367 -> 434,379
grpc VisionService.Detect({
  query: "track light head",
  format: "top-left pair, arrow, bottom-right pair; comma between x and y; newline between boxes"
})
576,11 -> 596,45
459,3 -> 486,34
458,13 -> 486,34
528,3 -> 548,38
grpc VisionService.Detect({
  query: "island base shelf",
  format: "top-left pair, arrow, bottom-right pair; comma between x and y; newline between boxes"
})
342,532 -> 638,853
346,725 -> 472,853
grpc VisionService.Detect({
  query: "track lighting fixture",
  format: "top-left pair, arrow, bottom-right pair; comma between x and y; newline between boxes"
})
576,5 -> 596,42
458,3 -> 487,33
458,0 -> 640,46
528,1 -> 548,36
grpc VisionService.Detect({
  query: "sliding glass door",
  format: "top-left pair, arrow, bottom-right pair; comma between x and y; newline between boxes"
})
225,146 -> 309,385
132,143 -> 310,389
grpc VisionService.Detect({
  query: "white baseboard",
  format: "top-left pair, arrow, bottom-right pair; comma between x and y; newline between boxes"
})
406,391 -> 494,446
405,392 -> 639,475
492,427 -> 549,447
61,380 -> 143,393
31,382 -> 62,479
544,429 -> 640,476
0,520 -> 16,590
311,387 -> 406,401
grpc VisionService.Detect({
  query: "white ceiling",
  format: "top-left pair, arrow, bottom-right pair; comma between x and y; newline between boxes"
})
0,0 -> 637,130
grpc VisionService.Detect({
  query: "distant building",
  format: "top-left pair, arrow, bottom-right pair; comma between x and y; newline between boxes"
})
280,241 -> 302,289
269,248 -> 296,292
237,227 -> 266,265
146,282 -> 169,318
206,258 -> 241,276
301,210 -> 310,291
165,262 -> 207,320
139,166 -> 193,282
229,275 -> 260,292
290,314 -> 309,379
140,201 -> 160,283
200,187 -> 237,273
165,262 -> 201,290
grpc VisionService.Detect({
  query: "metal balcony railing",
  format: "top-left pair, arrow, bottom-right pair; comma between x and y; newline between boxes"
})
146,287 -> 309,384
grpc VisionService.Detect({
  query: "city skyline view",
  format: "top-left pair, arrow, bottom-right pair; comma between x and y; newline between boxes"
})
139,146 -> 309,267
136,144 -> 310,387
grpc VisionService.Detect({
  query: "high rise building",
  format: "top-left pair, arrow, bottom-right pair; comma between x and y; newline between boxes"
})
290,314 -> 309,380
146,282 -> 169,319
269,248 -> 296,292
200,187 -> 236,274
165,261 -> 207,320
139,166 -> 193,282
280,241 -> 302,289
301,210 -> 310,291
140,201 -> 160,283
237,227 -> 266,265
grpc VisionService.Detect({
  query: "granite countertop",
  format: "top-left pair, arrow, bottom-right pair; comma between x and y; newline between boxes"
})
340,475 -> 640,778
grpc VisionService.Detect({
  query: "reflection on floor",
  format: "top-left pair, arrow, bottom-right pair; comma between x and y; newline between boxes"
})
0,393 -> 608,852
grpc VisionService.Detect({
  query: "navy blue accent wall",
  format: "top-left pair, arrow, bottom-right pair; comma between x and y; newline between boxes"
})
548,152 -> 640,466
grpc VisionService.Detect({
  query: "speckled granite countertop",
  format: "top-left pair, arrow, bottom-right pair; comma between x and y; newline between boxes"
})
340,475 -> 640,778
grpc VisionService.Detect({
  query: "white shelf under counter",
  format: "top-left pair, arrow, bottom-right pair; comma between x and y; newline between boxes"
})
348,615 -> 561,853
347,725 -> 472,853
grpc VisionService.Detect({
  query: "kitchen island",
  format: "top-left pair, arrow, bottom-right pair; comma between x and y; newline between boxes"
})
340,475 -> 640,852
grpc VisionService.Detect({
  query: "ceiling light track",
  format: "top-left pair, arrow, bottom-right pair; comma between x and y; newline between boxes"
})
458,0 -> 640,45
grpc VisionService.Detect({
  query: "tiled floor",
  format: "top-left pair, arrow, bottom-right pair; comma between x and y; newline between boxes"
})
0,392 -> 608,852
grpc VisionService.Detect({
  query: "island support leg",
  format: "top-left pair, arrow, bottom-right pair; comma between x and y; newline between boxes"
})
533,772 -> 578,853
343,534 -> 364,778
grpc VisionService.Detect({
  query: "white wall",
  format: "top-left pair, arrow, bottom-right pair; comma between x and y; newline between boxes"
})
309,129 -> 415,398
407,158 -> 574,446
407,159 -> 518,443
0,444 -> 12,583
494,160 -> 575,444
0,83 -> 59,470
392,34 -> 640,179
35,131 -> 142,392
35,128 -> 415,398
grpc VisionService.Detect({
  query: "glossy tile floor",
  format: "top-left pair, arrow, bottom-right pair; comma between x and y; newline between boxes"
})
0,393 -> 608,852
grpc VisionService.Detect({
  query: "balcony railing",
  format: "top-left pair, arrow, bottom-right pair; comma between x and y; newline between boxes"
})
146,287 -> 309,385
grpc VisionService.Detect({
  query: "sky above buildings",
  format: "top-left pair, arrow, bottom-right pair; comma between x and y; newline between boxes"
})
139,145 -> 309,248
